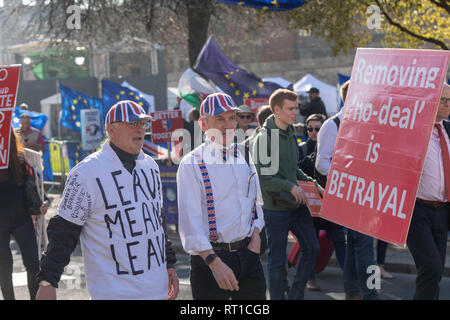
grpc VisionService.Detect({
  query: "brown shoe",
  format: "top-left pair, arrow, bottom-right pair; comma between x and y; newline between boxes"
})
306,280 -> 321,291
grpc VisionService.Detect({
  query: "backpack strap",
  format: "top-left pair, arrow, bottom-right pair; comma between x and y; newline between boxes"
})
331,114 -> 340,129
299,141 -> 308,160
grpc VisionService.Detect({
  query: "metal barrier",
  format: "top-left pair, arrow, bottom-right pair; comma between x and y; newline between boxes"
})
44,139 -> 83,192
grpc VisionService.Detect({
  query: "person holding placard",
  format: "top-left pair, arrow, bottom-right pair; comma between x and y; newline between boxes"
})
316,80 -> 378,300
406,83 -> 450,300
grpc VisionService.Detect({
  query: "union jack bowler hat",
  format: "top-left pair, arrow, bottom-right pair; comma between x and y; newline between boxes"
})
105,100 -> 152,125
200,93 -> 239,117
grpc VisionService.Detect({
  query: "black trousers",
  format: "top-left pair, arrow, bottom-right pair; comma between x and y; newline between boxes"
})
0,219 -> 40,300
406,201 -> 449,300
190,248 -> 266,300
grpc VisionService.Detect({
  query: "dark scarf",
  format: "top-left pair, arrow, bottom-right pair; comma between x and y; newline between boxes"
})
110,142 -> 138,174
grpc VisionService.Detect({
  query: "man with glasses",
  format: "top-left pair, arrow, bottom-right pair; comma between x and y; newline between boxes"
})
36,100 -> 179,300
177,93 -> 266,300
406,83 -> 450,300
236,105 -> 257,135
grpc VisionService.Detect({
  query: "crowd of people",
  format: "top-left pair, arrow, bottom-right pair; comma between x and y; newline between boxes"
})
1,79 -> 449,301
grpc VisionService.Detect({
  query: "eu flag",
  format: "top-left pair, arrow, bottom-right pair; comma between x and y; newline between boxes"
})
216,0 -> 305,10
102,80 -> 152,118
66,142 -> 90,169
193,36 -> 282,105
12,106 -> 48,131
59,84 -> 104,135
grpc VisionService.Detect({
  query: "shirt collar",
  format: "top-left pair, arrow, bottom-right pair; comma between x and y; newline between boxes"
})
20,126 -> 32,135
203,137 -> 236,161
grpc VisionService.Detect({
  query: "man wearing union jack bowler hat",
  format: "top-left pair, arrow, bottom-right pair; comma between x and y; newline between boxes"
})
177,92 -> 266,300
36,100 -> 178,300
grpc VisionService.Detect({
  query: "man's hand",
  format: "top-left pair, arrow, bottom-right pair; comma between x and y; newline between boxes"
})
290,185 -> 306,204
209,257 -> 239,291
166,268 -> 179,300
36,285 -> 57,300
40,200 -> 50,215
247,228 -> 261,255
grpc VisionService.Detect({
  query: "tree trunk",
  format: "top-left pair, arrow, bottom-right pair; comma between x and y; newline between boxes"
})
186,0 -> 213,66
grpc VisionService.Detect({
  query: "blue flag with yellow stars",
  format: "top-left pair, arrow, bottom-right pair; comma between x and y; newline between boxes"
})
12,105 -> 48,131
59,83 -> 104,135
102,80 -> 152,118
216,0 -> 305,10
193,36 -> 283,105
66,141 -> 90,169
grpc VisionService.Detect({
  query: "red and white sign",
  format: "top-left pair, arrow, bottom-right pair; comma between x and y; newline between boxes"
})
0,108 -> 14,169
243,98 -> 269,115
0,65 -> 21,169
319,49 -> 450,246
298,181 -> 322,217
244,98 -> 269,125
150,110 -> 183,143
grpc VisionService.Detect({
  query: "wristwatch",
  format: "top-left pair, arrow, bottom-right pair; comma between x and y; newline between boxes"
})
204,253 -> 218,266
39,280 -> 52,287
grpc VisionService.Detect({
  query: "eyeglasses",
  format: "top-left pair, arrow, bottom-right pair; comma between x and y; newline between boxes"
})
440,97 -> 450,104
119,119 -> 150,129
307,127 -> 320,132
238,115 -> 253,119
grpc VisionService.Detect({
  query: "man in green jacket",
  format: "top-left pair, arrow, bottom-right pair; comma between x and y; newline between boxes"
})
251,89 -> 322,300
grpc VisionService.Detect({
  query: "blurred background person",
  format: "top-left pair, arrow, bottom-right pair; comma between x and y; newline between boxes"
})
0,129 -> 49,300
15,104 -> 45,153
298,113 -> 326,177
299,88 -> 327,125
236,105 -> 257,132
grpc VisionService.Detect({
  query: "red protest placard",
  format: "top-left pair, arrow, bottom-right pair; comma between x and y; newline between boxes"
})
0,108 -> 14,169
0,65 -> 21,169
298,180 -> 322,217
0,65 -> 21,109
150,110 -> 184,143
243,98 -> 269,115
244,98 -> 269,125
319,49 -> 450,246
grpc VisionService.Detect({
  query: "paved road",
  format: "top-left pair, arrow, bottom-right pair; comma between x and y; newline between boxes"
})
4,244 -> 450,300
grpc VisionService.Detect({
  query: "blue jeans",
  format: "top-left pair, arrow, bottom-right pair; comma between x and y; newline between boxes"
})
264,206 -> 320,300
343,230 -> 378,300
309,223 -> 346,281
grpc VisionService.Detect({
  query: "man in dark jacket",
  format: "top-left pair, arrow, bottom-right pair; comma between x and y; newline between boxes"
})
299,88 -> 327,124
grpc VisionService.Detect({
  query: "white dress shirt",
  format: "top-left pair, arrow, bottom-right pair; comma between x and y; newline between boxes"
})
417,120 -> 450,202
316,111 -> 341,176
177,139 -> 265,255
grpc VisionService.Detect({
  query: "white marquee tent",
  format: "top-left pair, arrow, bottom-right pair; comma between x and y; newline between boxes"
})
293,73 -> 339,115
